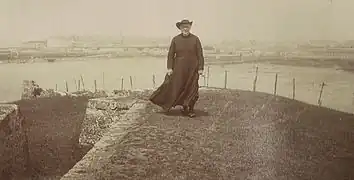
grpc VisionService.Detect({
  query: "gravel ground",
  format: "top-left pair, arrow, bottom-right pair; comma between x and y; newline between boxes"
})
91,89 -> 354,180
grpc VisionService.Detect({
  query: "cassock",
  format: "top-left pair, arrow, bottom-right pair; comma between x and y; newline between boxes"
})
149,33 -> 204,110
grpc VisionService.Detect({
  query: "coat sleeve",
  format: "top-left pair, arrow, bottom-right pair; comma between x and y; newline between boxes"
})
196,37 -> 205,71
167,38 -> 176,70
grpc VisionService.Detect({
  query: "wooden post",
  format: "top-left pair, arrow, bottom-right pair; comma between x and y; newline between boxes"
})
129,76 -> 133,89
207,66 -> 210,87
55,84 -> 58,91
274,73 -> 278,95
121,77 -> 124,90
253,66 -> 259,92
152,74 -> 156,88
102,72 -> 105,90
78,80 -> 81,91
224,70 -> 228,89
80,75 -> 85,90
94,80 -> 97,92
73,78 -> 77,91
65,80 -> 68,92
292,78 -> 296,100
318,82 -> 326,106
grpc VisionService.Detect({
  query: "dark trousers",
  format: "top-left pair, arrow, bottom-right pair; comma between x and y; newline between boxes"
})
184,94 -> 198,111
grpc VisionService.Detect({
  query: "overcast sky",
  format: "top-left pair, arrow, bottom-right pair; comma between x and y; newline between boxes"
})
1,0 -> 354,45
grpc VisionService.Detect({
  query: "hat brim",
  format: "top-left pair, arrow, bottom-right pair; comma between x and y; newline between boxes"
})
176,21 -> 193,29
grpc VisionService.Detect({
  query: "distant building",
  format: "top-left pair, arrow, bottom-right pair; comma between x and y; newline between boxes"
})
22,40 -> 47,49
307,40 -> 339,48
0,48 -> 19,61
0,50 -> 10,61
339,40 -> 354,48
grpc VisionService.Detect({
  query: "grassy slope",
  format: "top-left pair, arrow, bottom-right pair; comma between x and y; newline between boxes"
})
94,89 -> 354,180
13,96 -> 90,179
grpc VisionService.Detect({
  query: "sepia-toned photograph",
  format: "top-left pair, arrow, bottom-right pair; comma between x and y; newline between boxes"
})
0,0 -> 353,179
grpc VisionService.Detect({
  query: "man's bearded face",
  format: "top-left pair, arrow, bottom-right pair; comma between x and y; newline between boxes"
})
180,24 -> 191,35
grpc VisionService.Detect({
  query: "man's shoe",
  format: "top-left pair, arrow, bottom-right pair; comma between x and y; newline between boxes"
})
162,107 -> 170,113
180,106 -> 189,115
187,111 -> 196,118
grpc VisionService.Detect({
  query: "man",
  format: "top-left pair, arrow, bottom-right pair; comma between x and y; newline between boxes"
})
149,19 -> 204,118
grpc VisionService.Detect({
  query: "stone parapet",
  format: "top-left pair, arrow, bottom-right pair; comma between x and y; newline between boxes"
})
72,90 -> 108,99
21,80 -> 110,100
112,89 -> 153,100
0,104 -> 28,179
60,101 -> 147,180
79,97 -> 137,146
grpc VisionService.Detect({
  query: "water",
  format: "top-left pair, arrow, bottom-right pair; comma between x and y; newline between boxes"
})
1,57 -> 353,113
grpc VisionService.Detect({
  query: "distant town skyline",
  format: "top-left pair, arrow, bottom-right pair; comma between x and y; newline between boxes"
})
1,0 -> 354,46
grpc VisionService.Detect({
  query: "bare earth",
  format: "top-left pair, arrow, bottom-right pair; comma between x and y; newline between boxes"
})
89,89 -> 354,180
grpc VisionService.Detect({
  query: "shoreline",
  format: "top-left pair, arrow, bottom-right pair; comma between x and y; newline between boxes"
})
2,54 -> 354,73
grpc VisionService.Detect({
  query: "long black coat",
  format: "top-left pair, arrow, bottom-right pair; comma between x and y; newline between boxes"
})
149,33 -> 204,110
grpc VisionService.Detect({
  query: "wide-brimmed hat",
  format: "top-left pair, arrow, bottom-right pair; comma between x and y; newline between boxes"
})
176,19 -> 193,29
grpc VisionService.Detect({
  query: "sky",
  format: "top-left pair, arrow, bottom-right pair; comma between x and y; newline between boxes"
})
1,0 -> 354,45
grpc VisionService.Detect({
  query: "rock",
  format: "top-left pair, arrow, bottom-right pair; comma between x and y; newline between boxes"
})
0,104 -> 28,179
79,97 -> 137,146
72,90 -> 109,99
112,89 -> 153,100
40,89 -> 64,98
21,80 -> 44,99
22,80 -> 111,100
112,90 -> 130,97
88,97 -> 134,111
21,80 -> 64,99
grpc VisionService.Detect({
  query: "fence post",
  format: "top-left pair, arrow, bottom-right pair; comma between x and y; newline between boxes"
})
121,77 -> 124,90
78,80 -> 81,91
80,75 -> 85,91
253,66 -> 258,92
129,76 -> 133,89
65,80 -> 68,92
73,78 -> 77,91
292,78 -> 296,99
152,74 -> 156,88
94,80 -> 97,92
274,73 -> 278,95
55,84 -> 58,91
318,82 -> 326,106
224,70 -> 228,89
207,66 -> 210,87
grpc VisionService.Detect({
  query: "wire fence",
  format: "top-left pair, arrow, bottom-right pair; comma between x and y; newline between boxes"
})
53,65 -> 354,113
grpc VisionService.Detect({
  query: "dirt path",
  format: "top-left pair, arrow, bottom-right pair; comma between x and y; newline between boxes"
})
84,89 -> 354,180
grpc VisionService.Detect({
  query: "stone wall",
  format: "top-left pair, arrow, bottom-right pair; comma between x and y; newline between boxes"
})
78,89 -> 153,146
21,80 -> 62,99
79,97 -> 137,146
61,101 -> 148,180
21,80 -> 110,100
0,104 -> 29,179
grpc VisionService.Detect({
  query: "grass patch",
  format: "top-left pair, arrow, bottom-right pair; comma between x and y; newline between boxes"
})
12,96 -> 90,179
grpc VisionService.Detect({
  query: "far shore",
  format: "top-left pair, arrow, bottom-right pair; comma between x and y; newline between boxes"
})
2,53 -> 354,73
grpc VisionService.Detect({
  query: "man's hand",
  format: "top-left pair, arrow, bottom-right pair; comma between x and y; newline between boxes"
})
198,70 -> 203,76
167,69 -> 173,75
